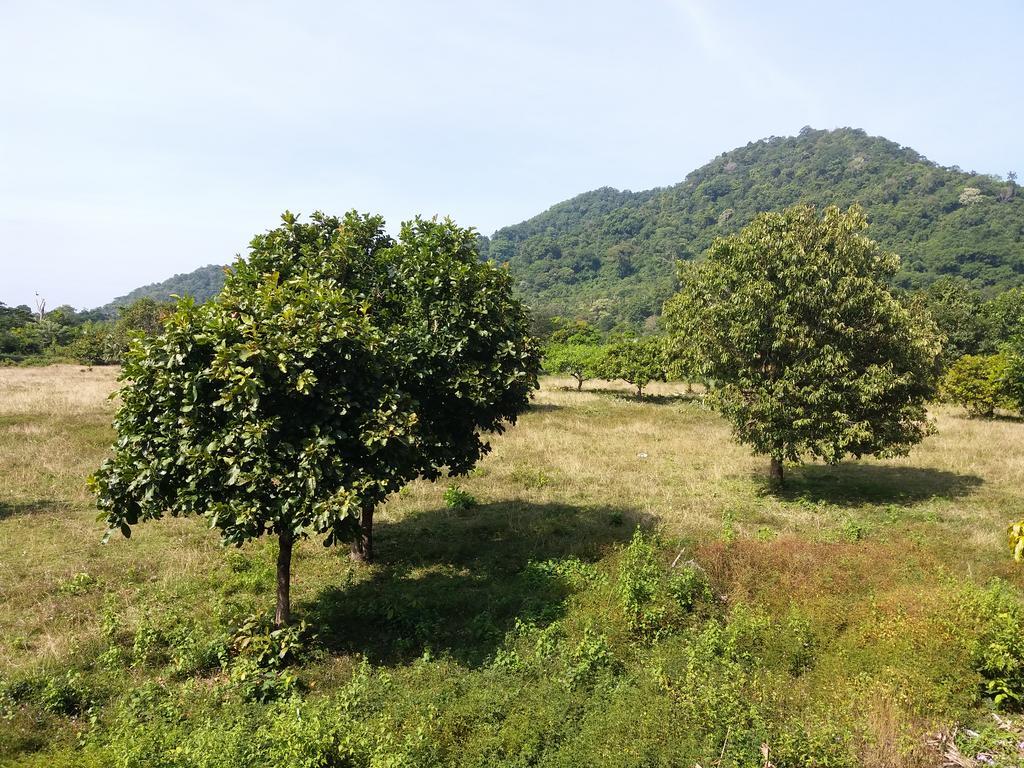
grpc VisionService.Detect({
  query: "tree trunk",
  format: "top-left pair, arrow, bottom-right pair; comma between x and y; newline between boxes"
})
350,504 -> 375,563
769,456 -> 784,486
576,376 -> 583,391
275,529 -> 293,627
636,384 -> 643,397
686,380 -> 693,394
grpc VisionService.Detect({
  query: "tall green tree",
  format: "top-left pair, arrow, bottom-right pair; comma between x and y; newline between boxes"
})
663,205 -> 942,484
983,287 -> 1024,351
91,211 -> 539,625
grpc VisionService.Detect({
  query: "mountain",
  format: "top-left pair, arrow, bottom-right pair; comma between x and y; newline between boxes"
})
97,265 -> 227,316
102,128 -> 1024,328
481,127 -> 1024,329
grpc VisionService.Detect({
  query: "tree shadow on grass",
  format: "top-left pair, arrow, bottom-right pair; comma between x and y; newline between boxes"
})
304,500 -> 647,666
527,402 -> 563,413
589,390 -> 702,406
0,500 -> 62,520
761,463 -> 984,507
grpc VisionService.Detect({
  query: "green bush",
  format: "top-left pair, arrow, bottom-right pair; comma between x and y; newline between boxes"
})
39,671 -> 90,716
942,353 -> 1015,417
225,614 -> 312,702
443,485 -> 478,512
617,529 -> 711,640
969,582 -> 1024,708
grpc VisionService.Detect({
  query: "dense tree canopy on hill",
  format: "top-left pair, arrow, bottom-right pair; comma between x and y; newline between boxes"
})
97,265 -> 227,316
481,127 -> 1024,329
94,128 -> 1023,331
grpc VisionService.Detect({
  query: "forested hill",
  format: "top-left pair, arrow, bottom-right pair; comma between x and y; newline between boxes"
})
98,128 -> 1023,328
97,265 -> 226,316
480,127 -> 1024,329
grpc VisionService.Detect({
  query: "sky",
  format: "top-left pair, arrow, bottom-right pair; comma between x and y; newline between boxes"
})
2,0 -> 1022,310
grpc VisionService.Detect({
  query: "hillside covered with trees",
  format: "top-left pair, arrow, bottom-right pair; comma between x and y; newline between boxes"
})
90,129 -> 1023,332
97,265 -> 226,316
481,127 -> 1024,329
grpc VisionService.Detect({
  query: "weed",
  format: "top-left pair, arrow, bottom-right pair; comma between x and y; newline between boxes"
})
968,581 -> 1024,708
57,572 -> 98,595
721,511 -> 737,542
443,485 -> 477,512
39,671 -> 90,716
509,466 -> 554,489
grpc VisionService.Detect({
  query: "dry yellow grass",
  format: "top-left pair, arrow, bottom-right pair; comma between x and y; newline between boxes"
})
5,366 -> 1024,766
2,367 -> 1023,676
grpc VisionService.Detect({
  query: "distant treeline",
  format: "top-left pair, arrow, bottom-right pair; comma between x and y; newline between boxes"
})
538,276 -> 1024,359
0,298 -> 169,365
5,270 -> 1024,371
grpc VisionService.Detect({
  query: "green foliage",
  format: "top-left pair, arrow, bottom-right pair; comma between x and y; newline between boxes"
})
941,353 -> 1014,417
543,343 -> 607,390
443,485 -> 478,511
103,297 -> 172,363
966,581 -> 1024,708
96,264 -> 227,316
983,287 -> 1024,349
226,615 -> 311,702
484,127 -> 1024,329
664,204 -> 942,475
56,572 -> 98,596
91,210 -> 540,621
617,529 -> 710,639
548,318 -> 602,345
919,277 -> 991,362
1000,336 -> 1024,411
0,297 -> 171,365
38,671 -> 91,716
598,337 -> 666,396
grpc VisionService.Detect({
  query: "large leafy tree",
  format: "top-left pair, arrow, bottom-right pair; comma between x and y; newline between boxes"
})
92,211 -> 539,625
663,204 -> 941,484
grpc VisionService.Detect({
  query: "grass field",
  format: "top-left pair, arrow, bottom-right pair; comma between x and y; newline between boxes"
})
3,366 -> 1024,766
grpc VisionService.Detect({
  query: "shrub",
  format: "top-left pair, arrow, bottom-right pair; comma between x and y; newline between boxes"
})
443,485 -> 478,512
618,529 -> 710,640
225,614 -> 312,702
967,581 -> 1024,708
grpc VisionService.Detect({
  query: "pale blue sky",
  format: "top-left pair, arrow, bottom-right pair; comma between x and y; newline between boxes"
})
2,0 -> 1021,309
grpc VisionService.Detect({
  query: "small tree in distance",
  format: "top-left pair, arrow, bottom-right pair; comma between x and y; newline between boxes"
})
544,343 -> 606,390
600,337 -> 666,397
663,204 -> 941,485
942,354 -> 1014,417
91,211 -> 539,625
